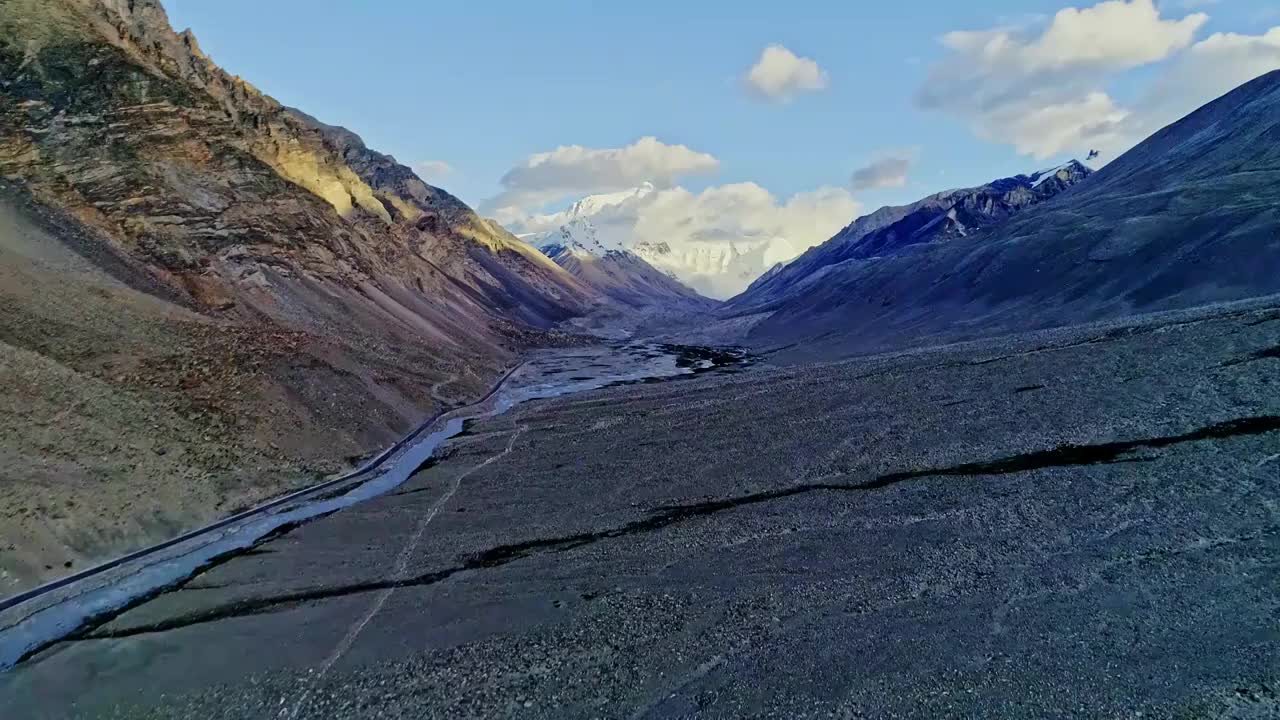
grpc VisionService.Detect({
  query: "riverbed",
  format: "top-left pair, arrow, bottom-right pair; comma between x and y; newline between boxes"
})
0,342 -> 751,670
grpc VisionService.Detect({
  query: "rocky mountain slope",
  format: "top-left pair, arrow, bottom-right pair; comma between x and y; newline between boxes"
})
527,218 -> 713,310
0,0 -> 598,591
718,70 -> 1280,358
736,161 -> 1092,307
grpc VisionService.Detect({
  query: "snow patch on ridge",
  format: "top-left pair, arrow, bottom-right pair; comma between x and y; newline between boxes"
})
1031,161 -> 1077,188
527,217 -> 621,258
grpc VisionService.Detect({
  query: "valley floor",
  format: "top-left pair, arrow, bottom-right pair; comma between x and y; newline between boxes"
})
3,300 -> 1280,718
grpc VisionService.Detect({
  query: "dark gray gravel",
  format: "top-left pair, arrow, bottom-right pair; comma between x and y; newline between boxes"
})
3,302 -> 1279,719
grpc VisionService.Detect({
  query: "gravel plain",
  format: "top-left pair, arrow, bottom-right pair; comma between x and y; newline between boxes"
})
2,300 -> 1279,719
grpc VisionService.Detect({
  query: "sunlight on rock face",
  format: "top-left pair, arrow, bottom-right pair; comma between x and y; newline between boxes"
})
268,145 -> 391,223
385,194 -> 422,223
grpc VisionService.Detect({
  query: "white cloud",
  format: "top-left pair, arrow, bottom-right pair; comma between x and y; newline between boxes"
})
918,0 -> 1211,159
506,182 -> 860,297
1019,0 -> 1205,68
513,182 -> 859,249
630,183 -> 858,248
926,0 -> 1205,85
744,45 -> 829,102
850,150 -> 919,191
413,160 -> 454,182
987,91 -> 1132,159
484,137 -> 719,217
1137,27 -> 1280,131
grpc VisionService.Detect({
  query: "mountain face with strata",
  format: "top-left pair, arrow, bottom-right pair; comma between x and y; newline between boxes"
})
0,0 -> 605,587
721,71 -> 1280,358
2,0 -> 597,329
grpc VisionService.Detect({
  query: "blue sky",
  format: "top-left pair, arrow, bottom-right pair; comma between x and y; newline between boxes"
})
164,0 -> 1280,219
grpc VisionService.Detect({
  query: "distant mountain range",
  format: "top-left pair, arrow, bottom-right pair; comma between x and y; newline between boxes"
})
716,70 -> 1280,357
520,162 -> 1095,303
526,218 -> 713,310
512,184 -> 805,299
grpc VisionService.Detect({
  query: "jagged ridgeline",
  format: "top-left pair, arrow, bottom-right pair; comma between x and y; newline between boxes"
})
0,0 -> 596,328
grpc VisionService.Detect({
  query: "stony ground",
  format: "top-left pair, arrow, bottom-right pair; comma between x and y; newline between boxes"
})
3,301 -> 1279,718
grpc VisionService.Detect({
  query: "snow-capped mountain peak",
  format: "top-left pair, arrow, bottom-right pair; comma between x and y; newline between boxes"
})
565,182 -> 656,220
1029,160 -> 1088,189
527,217 -> 623,258
517,207 -> 712,311
512,181 -> 810,298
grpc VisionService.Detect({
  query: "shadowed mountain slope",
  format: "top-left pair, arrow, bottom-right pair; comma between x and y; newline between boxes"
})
734,161 -> 1092,308
726,71 -> 1280,358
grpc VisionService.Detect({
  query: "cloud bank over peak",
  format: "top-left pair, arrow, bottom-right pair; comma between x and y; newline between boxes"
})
484,137 -> 720,222
506,181 -> 859,265
492,136 -> 860,298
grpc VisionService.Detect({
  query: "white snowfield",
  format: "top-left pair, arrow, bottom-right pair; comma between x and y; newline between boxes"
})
1031,161 -> 1079,188
519,182 -> 805,299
